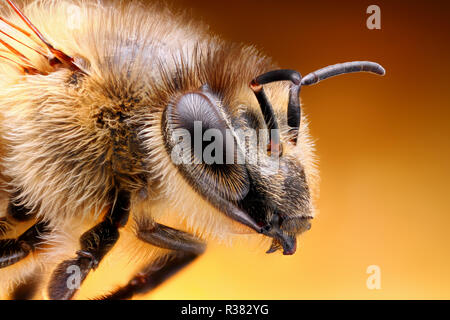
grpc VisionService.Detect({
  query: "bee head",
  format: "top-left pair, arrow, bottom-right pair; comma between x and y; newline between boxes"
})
161,61 -> 384,255
162,81 -> 312,255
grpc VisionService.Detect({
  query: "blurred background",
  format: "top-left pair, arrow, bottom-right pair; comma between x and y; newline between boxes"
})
9,0 -> 447,299
132,0 -> 450,299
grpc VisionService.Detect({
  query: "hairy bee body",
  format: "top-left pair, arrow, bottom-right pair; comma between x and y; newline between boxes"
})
0,0 -> 321,299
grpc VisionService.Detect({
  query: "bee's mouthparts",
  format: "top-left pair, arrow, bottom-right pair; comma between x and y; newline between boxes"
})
227,205 -> 298,254
266,233 -> 297,255
262,215 -> 297,255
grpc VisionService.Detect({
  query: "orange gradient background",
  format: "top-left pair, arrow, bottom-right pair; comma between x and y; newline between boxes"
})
81,0 -> 449,299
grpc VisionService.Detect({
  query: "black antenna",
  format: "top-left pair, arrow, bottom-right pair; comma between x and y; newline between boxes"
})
250,69 -> 301,150
250,61 -> 385,145
301,61 -> 385,86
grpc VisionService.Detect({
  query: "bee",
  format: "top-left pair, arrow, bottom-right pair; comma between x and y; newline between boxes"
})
0,0 -> 385,299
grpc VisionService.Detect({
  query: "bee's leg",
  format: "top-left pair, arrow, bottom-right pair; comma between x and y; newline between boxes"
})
0,217 -> 10,236
1,199 -> 35,237
7,199 -> 36,222
100,223 -> 205,300
102,252 -> 199,300
47,190 -> 131,300
10,271 -> 41,300
0,221 -> 49,268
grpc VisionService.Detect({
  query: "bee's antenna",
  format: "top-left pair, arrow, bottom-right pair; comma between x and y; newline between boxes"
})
250,62 -> 385,146
249,80 -> 279,130
250,69 -> 302,145
301,61 -> 386,86
250,79 -> 282,155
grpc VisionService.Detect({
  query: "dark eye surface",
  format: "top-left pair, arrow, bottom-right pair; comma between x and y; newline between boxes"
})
164,91 -> 250,201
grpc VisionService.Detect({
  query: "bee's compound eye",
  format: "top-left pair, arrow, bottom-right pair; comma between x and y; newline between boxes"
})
167,92 -> 226,142
164,91 -> 250,201
166,91 -> 232,163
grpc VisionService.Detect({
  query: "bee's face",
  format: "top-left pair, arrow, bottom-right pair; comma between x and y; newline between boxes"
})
162,85 -> 313,254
